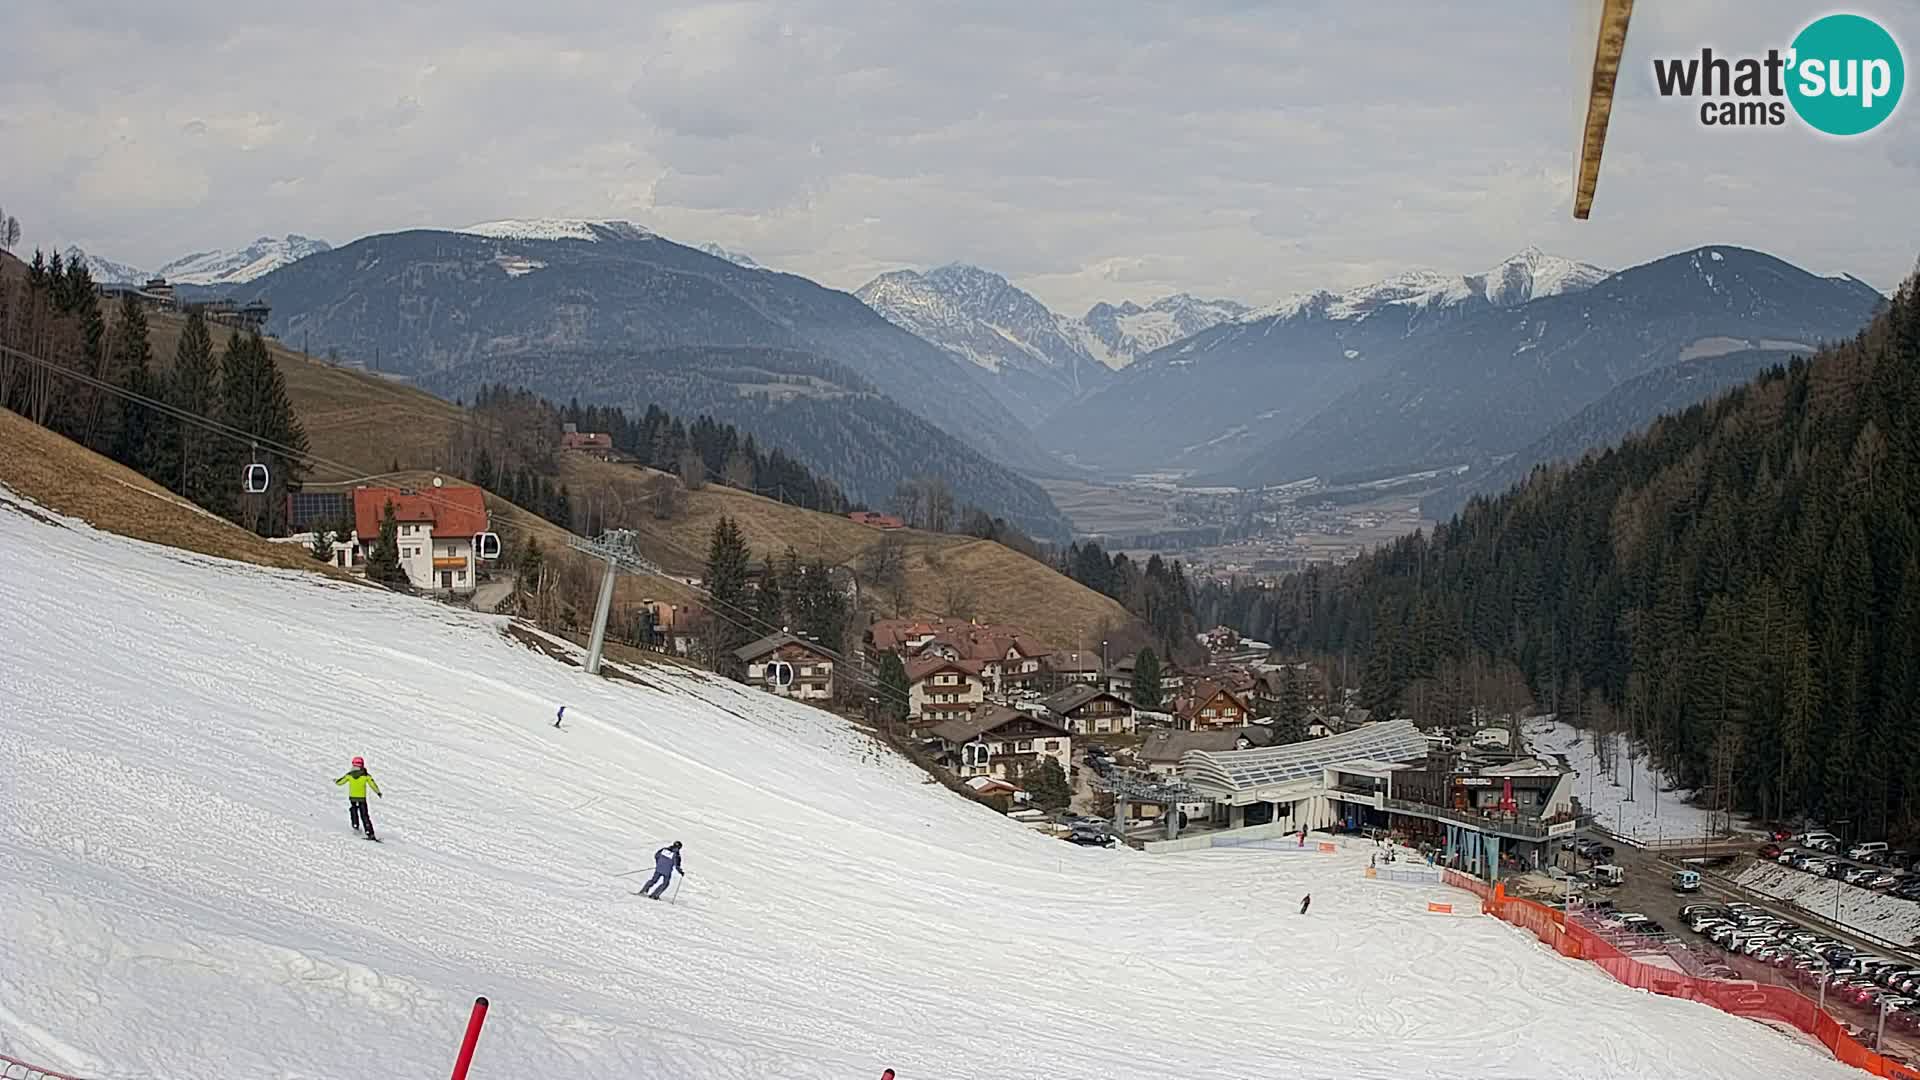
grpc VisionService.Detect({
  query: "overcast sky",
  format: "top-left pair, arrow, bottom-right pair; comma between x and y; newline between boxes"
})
3,0 -> 1915,312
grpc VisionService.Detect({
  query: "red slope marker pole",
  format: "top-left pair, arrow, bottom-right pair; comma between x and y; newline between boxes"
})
451,996 -> 490,1080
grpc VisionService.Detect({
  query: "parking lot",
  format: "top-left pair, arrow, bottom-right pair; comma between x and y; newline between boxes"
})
1552,833 -> 1920,1068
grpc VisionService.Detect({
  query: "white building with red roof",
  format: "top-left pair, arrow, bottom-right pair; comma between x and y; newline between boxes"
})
348,483 -> 491,594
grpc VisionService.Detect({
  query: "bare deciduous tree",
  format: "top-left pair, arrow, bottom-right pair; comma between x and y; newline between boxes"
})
723,449 -> 754,489
925,474 -> 955,533
677,449 -> 707,491
941,577 -> 977,620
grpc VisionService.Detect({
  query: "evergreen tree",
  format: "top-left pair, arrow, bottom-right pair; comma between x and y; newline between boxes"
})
161,309 -> 223,512
1023,756 -> 1072,811
215,330 -> 308,535
754,555 -> 787,631
877,651 -> 911,729
1132,647 -> 1163,710
1275,667 -> 1309,744
794,557 -> 849,651
365,502 -> 409,586
101,293 -> 155,471
705,516 -> 753,669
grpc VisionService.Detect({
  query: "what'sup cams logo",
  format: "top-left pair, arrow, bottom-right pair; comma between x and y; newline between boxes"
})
1653,12 -> 1904,134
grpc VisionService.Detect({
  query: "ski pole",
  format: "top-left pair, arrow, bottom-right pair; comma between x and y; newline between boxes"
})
670,875 -> 683,904
613,869 -> 647,878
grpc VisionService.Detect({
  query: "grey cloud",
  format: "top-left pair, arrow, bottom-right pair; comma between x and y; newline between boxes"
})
3,0 -> 1915,309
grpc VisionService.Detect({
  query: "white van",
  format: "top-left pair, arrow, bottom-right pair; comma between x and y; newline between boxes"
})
1849,841 -> 1890,861
1803,831 -> 1841,852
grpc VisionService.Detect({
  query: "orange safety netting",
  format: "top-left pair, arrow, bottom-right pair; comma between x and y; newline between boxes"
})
1477,884 -> 1920,1080
2,1053 -> 94,1080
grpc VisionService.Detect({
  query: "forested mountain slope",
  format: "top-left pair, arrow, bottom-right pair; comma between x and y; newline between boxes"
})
1217,272 -> 1920,832
417,345 -> 1073,540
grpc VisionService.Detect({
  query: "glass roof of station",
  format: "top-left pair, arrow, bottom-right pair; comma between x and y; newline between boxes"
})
1181,719 -> 1429,792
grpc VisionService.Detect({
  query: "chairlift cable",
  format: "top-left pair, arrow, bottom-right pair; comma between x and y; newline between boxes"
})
3,341 -> 918,707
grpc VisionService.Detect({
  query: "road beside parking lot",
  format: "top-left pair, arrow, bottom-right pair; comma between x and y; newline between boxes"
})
1554,832 -> 1920,1068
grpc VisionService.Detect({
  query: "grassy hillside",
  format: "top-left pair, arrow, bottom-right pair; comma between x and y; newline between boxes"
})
141,313 -> 1137,648
0,407 -> 353,578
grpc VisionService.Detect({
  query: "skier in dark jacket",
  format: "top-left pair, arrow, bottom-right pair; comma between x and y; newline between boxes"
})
642,841 -> 685,899
335,756 -> 383,840
1299,893 -> 1311,915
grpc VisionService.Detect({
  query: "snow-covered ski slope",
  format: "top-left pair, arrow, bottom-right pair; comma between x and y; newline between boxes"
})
0,490 -> 1860,1080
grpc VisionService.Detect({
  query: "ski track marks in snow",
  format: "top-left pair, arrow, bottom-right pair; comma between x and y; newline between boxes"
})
0,486 -> 1864,1080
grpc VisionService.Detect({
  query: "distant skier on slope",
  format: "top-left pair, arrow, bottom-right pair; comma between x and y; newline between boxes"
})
335,756 -> 383,841
641,841 -> 685,899
1299,893 -> 1311,915
555,705 -> 566,729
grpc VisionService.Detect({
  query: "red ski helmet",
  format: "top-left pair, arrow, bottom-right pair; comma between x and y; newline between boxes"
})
351,756 -> 365,768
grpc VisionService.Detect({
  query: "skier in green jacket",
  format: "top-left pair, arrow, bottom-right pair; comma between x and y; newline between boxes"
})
335,756 -> 382,840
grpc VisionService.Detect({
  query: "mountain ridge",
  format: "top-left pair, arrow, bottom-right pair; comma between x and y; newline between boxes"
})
1040,248 -> 1610,477
1216,245 -> 1886,488
855,263 -> 1112,427
224,227 -> 1062,479
415,343 -> 1076,540
60,234 -> 332,287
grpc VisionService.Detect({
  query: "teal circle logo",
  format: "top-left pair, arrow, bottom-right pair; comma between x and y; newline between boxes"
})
1787,14 -> 1904,135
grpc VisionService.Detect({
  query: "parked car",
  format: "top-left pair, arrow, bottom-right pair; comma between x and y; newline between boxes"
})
1803,831 -> 1842,851
1759,843 -> 1783,859
1850,841 -> 1891,861
1681,904 -> 1729,920
1066,823 -> 1116,847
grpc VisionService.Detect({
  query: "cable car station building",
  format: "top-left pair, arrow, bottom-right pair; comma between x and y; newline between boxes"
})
1175,719 -> 1578,879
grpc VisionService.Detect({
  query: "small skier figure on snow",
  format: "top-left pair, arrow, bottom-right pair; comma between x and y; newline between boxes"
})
335,756 -> 382,841
641,841 -> 685,899
1300,893 -> 1312,915
555,705 -> 566,729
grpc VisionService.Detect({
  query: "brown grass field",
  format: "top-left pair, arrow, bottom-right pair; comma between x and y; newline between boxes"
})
0,407 -> 358,578
134,312 -> 1138,648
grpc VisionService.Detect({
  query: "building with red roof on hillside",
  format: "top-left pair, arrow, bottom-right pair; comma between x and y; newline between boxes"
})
347,483 -> 491,594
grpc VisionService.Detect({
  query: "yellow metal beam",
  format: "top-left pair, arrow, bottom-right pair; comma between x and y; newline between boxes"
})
1574,0 -> 1635,220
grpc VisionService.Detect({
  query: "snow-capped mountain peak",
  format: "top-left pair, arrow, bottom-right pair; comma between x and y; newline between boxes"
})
156,235 -> 332,286
698,242 -> 761,269
855,263 -> 1112,423
1476,246 -> 1611,307
1243,249 -> 1609,325
62,246 -> 148,286
1072,292 -> 1250,369
459,219 -> 654,243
